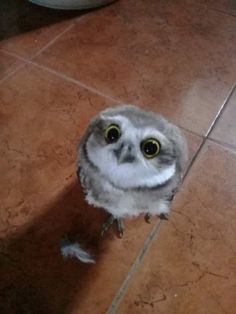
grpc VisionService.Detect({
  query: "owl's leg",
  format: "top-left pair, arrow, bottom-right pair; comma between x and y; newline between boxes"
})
101,215 -> 115,237
147,200 -> 170,222
145,213 -> 152,223
117,218 -> 124,238
144,212 -> 168,223
101,215 -> 124,238
158,213 -> 169,220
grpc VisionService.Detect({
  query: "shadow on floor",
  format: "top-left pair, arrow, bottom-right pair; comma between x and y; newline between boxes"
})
0,0 -> 89,41
0,180 -> 111,313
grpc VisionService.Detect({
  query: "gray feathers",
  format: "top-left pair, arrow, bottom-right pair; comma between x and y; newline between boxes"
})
77,105 -> 188,219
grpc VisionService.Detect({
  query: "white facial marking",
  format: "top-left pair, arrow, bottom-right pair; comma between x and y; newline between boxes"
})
86,116 -> 175,189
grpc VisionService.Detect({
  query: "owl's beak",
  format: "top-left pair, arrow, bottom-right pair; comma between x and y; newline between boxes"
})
114,142 -> 136,164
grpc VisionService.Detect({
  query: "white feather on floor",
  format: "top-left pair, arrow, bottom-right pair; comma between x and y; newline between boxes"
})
60,241 -> 95,264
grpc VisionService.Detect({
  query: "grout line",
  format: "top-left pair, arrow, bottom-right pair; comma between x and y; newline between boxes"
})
0,49 -> 28,62
0,62 -> 27,85
106,221 -> 162,314
208,138 -> 236,153
0,48 -> 219,143
206,84 -> 236,138
106,82 -> 236,313
28,60 -> 121,103
183,83 -> 235,181
182,135 -> 205,181
0,28 -> 122,104
32,23 -> 75,59
106,133 -> 203,313
1,24 -> 234,312
1,28 -> 121,104
0,22 -> 75,86
178,124 -> 203,138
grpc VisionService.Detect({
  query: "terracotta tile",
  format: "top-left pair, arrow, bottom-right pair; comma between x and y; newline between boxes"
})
0,20 -> 73,59
0,50 -> 22,80
118,141 -> 236,314
35,0 -> 236,135
0,180 -> 157,314
210,87 -> 236,148
0,64 -> 201,313
0,64 -> 113,238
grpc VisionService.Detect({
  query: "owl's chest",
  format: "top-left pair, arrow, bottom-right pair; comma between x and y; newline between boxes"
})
80,165 -> 177,217
84,174 -> 154,216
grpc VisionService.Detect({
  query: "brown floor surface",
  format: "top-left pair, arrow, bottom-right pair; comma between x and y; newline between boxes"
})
0,1 -> 235,313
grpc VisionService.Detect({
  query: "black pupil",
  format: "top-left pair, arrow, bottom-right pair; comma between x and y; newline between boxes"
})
107,127 -> 119,143
143,141 -> 158,156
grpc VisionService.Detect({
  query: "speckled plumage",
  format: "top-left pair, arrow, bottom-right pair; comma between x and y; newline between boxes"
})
77,105 -> 188,222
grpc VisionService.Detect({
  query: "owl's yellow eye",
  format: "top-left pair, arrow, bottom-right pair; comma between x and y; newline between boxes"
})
104,124 -> 121,144
141,138 -> 161,159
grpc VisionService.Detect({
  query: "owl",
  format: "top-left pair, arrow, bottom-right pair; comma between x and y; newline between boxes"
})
77,105 -> 188,237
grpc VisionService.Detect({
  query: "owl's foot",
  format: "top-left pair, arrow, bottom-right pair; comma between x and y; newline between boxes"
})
101,215 -> 124,238
145,213 -> 152,224
159,213 -> 169,220
117,218 -> 125,238
101,215 -> 115,237
145,213 -> 169,222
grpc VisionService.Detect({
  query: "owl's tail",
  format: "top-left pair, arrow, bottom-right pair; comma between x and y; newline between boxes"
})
60,239 -> 95,264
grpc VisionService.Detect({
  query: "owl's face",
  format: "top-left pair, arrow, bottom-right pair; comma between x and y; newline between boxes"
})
85,108 -> 178,190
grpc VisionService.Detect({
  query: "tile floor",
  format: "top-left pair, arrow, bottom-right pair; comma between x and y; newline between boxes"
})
0,0 -> 235,313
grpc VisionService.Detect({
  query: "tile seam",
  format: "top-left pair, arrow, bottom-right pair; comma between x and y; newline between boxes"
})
0,47 -> 120,103
106,134 -> 203,313
208,138 -> 236,153
106,83 -> 236,313
0,22 -> 74,85
183,83 -> 235,180
28,60 -> 122,103
206,84 -> 236,138
0,49 -> 28,62
106,221 -> 162,314
32,23 -> 75,59
0,62 -> 27,85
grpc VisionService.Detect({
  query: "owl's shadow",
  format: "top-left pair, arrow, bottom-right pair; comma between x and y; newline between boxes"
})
0,180 -> 110,314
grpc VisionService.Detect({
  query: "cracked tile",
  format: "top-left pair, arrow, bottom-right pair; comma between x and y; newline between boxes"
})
118,141 -> 236,314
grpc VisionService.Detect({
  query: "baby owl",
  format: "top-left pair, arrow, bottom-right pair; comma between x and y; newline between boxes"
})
77,105 -> 188,237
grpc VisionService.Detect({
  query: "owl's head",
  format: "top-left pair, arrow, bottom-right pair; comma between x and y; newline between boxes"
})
82,105 -> 187,190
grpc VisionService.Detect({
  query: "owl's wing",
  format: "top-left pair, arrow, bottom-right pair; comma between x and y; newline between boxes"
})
166,187 -> 178,202
166,173 -> 184,202
77,166 -> 86,190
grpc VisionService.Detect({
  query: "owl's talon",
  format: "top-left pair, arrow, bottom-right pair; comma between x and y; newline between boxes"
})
145,213 -> 152,224
101,215 -> 115,237
118,231 -> 123,238
159,213 -> 169,220
101,215 -> 124,238
117,218 -> 124,238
